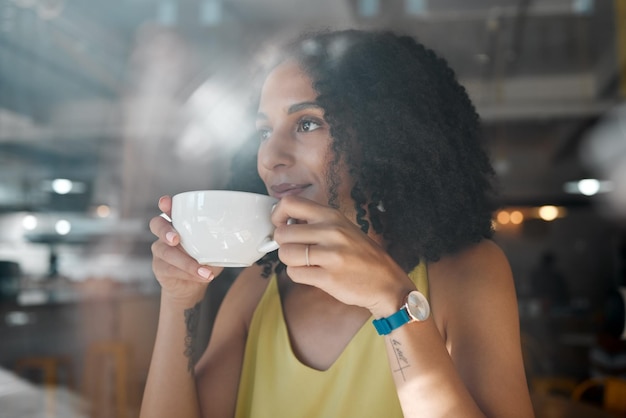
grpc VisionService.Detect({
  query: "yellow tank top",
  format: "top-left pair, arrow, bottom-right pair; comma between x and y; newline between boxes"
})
234,263 -> 429,418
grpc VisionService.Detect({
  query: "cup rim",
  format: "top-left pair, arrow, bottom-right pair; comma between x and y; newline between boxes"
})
172,190 -> 275,201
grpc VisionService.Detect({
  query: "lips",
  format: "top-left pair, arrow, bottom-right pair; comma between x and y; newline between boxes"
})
270,183 -> 311,198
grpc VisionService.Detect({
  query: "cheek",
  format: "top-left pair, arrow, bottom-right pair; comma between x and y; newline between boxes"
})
256,150 -> 269,184
256,153 -> 262,175
321,156 -> 354,203
308,150 -> 335,189
331,159 -> 356,201
311,150 -> 332,173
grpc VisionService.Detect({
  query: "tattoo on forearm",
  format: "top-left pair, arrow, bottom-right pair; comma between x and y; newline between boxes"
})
184,302 -> 202,374
391,338 -> 410,381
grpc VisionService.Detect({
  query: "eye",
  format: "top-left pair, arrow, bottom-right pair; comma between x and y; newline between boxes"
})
257,128 -> 271,141
297,118 -> 322,133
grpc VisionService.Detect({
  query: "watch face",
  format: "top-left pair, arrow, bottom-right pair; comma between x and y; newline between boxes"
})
407,291 -> 430,321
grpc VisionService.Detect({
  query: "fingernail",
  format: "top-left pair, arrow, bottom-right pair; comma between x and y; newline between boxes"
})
271,203 -> 277,213
166,232 -> 177,243
198,267 -> 213,281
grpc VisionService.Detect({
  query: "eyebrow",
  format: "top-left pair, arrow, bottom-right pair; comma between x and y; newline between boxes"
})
287,101 -> 321,114
256,101 -> 322,120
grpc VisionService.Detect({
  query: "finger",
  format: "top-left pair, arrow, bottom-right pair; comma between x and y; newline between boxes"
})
158,195 -> 173,217
278,242 -> 344,269
152,256 -> 213,283
273,221 -> 348,250
149,214 -> 179,245
273,222 -> 317,245
271,195 -> 336,226
151,240 -> 214,280
278,243 -> 312,267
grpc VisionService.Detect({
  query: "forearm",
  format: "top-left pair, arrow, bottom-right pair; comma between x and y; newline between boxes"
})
140,293 -> 204,418
384,319 -> 485,418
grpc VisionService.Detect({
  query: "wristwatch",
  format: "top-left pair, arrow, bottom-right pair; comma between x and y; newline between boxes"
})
372,290 -> 430,335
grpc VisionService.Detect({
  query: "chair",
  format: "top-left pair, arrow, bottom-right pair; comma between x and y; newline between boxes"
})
14,355 -> 74,388
14,355 -> 75,417
572,377 -> 626,416
531,376 -> 578,397
82,341 -> 133,418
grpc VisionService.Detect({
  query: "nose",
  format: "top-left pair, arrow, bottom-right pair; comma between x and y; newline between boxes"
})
257,125 -> 295,171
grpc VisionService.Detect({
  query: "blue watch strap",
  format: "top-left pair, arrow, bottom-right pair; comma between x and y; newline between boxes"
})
372,308 -> 411,335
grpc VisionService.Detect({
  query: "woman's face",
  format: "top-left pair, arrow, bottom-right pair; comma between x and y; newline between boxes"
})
256,60 -> 353,212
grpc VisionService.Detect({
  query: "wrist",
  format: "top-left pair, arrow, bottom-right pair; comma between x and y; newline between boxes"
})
370,284 -> 417,319
160,288 -> 207,310
372,289 -> 430,336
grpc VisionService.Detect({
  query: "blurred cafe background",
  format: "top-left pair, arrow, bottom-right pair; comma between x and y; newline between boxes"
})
1,0 -> 626,417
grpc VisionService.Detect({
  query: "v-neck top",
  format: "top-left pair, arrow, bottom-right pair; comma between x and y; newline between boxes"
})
234,262 -> 429,418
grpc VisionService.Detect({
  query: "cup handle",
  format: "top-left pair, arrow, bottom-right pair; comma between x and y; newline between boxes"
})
257,218 -> 295,254
257,237 -> 280,254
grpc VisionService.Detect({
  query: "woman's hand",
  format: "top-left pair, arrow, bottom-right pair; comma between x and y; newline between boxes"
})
271,195 -> 415,317
149,196 -> 224,303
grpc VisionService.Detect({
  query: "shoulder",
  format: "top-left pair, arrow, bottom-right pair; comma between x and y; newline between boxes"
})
428,239 -> 512,295
427,239 -> 516,336
429,239 -> 510,281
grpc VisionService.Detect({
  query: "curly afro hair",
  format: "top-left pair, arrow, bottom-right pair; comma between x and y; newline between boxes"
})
229,29 -> 497,273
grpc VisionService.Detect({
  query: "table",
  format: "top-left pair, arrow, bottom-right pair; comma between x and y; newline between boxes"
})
532,393 -> 617,418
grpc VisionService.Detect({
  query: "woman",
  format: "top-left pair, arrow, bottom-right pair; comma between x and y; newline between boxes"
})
141,29 -> 534,417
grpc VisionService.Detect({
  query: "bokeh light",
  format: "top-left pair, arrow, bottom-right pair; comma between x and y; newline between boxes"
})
538,205 -> 559,221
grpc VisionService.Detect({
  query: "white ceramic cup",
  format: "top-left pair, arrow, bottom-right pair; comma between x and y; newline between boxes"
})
171,190 -> 280,267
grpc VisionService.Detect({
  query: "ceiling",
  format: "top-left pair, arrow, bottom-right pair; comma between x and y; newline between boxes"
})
0,0 -> 624,244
